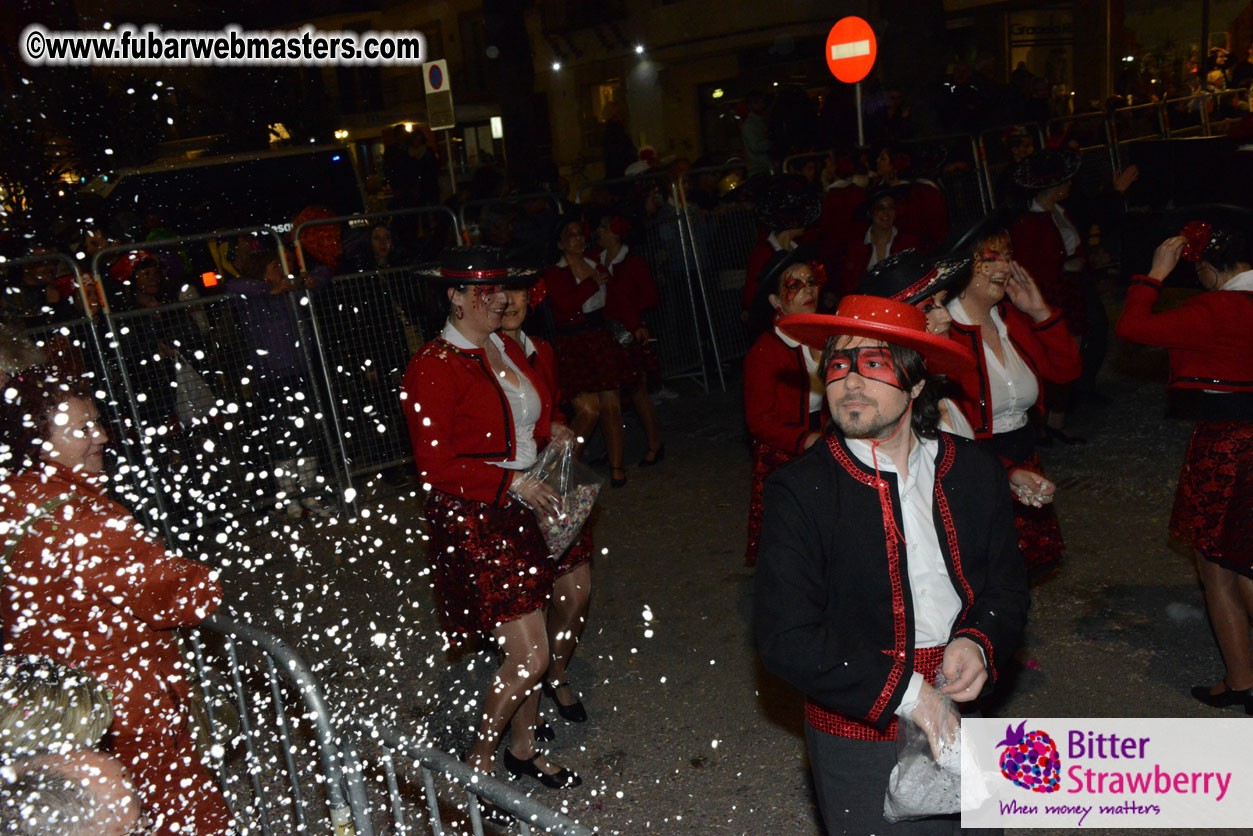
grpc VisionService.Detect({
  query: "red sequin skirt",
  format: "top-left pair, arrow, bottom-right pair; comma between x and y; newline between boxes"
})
806,645 -> 948,741
424,488 -> 555,641
746,440 -> 798,566
553,525 -> 594,576
553,328 -> 641,396
1171,420 -> 1253,575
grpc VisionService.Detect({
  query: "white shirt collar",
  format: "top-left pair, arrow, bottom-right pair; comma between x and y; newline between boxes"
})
946,296 -> 1008,338
556,253 -> 595,271
774,324 -> 802,348
442,320 -> 505,353
600,244 -> 629,268
846,432 -> 935,482
767,231 -> 797,252
864,225 -> 899,245
1224,269 -> 1253,292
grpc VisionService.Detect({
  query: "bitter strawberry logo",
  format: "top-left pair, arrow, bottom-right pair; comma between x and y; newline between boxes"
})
997,720 -> 1061,793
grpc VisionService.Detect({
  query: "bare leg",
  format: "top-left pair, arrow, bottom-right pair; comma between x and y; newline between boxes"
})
547,563 -> 592,707
465,610 -> 549,773
1196,552 -> 1253,692
568,393 -> 600,456
598,390 -> 625,474
630,382 -> 663,455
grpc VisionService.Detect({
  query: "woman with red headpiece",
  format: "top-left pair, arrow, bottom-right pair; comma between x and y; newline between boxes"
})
1116,224 -> 1253,711
595,213 -> 665,467
742,246 -> 827,566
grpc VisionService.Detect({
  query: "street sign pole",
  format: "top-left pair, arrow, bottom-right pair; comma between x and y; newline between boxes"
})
825,16 -> 877,151
855,81 -> 864,148
444,131 -> 456,202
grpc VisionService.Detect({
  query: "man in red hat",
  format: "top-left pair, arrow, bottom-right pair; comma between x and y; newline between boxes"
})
754,295 -> 1029,834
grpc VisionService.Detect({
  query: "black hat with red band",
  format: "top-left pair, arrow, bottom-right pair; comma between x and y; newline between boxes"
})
416,246 -> 541,286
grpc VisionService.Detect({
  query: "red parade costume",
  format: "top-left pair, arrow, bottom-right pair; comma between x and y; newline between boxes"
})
947,304 -> 1081,578
0,464 -> 229,836
1011,207 -> 1088,335
601,246 -> 662,377
742,329 -> 822,565
543,258 -> 640,395
839,229 -> 922,298
895,180 -> 950,256
403,331 -> 558,638
1116,274 -> 1253,574
817,180 -> 868,273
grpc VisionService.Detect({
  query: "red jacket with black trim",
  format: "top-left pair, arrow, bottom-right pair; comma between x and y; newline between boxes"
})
1010,206 -> 1085,289
1114,276 -> 1253,394
946,305 -> 1082,440
743,330 -> 818,456
754,431 -> 1029,730
839,230 -> 922,297
522,332 -> 567,425
402,334 -> 553,505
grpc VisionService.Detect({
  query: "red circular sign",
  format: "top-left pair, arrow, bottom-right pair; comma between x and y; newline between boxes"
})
826,16 -> 877,84
428,64 -> 444,90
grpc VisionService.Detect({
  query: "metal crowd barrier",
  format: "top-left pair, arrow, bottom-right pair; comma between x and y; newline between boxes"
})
189,612 -> 594,836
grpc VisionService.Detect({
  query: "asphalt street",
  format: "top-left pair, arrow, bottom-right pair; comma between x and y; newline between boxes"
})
213,297 -> 1253,836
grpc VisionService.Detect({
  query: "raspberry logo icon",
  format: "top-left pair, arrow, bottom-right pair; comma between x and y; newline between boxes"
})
996,720 -> 1061,793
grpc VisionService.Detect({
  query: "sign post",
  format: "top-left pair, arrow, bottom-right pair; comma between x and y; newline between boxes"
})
825,16 -> 878,148
423,59 -> 458,198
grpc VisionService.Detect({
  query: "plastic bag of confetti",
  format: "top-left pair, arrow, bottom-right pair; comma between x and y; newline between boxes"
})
518,437 -> 603,559
883,673 -> 962,822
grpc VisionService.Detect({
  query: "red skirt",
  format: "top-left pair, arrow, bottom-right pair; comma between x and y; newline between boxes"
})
1015,491 -> 1065,582
1171,420 -> 1253,575
554,525 -> 594,576
554,328 -> 641,395
424,488 -> 555,641
746,440 -> 798,566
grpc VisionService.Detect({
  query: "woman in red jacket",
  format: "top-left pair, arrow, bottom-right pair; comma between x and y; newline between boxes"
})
742,246 -> 826,566
543,219 -> 640,487
500,280 -> 593,729
0,376 -> 230,836
402,247 -> 580,790
596,213 -> 665,466
838,185 -> 919,297
945,222 -> 1082,580
1116,225 -> 1253,710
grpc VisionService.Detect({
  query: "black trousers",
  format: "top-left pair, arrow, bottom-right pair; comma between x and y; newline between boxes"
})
805,723 -> 1001,836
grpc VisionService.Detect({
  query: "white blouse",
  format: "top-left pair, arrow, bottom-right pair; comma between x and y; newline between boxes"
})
948,298 -> 1038,434
442,323 -> 540,470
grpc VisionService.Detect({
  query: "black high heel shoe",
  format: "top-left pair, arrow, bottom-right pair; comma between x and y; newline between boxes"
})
535,720 -> 555,742
1191,680 -> 1253,710
610,468 -> 627,489
503,749 -> 582,789
544,681 -> 588,723
638,444 -> 666,467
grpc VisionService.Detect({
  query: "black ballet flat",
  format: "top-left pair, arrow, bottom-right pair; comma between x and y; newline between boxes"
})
544,681 -> 588,723
473,797 -> 514,827
1191,681 -> 1253,710
638,444 -> 666,467
535,720 -> 555,742
503,749 -> 582,789
610,468 -> 628,489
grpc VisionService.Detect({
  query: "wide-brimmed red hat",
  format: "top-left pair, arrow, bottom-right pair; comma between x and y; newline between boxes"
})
778,295 -> 975,378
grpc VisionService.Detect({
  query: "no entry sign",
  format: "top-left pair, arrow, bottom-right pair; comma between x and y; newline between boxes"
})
825,16 -> 877,84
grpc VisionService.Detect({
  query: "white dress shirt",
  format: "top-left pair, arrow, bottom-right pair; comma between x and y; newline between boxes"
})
864,226 -> 900,271
846,434 -> 962,719
442,322 -> 540,470
947,297 -> 1038,434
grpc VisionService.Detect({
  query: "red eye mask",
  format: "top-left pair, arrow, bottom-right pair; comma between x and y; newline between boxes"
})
780,264 -> 827,303
824,346 -> 903,389
471,285 -> 504,306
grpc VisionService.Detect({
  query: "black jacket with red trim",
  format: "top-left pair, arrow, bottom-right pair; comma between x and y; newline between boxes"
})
754,430 -> 1029,731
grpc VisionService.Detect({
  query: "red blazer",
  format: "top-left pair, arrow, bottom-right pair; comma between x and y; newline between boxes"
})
818,180 -> 868,267
840,230 -> 922,297
895,180 -> 949,256
946,305 -> 1082,440
601,248 -> 660,333
1011,207 -> 1084,286
523,332 -> 567,424
1115,276 -> 1253,393
0,464 -> 222,736
744,329 -> 819,455
402,334 -> 553,505
544,257 -> 610,328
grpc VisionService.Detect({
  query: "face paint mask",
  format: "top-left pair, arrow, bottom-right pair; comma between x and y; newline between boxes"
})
471,285 -> 504,308
824,346 -> 904,389
781,272 -> 823,303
